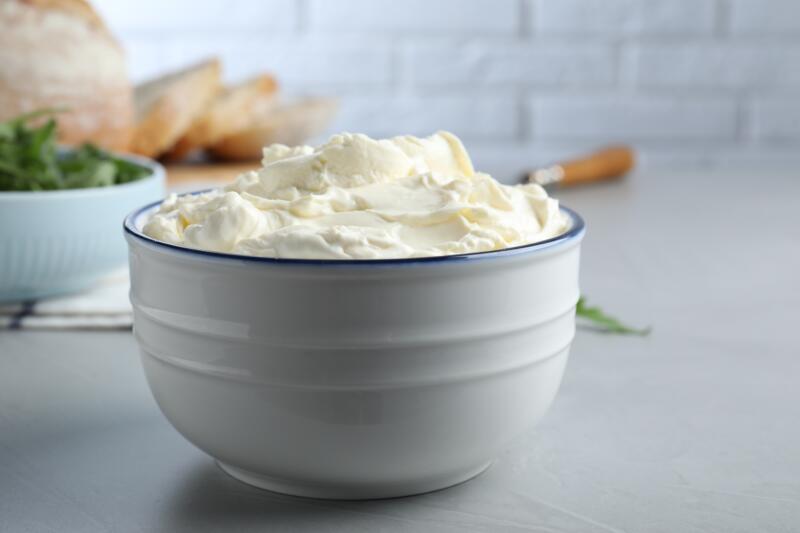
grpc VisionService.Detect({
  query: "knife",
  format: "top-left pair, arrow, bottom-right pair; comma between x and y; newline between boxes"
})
520,145 -> 635,188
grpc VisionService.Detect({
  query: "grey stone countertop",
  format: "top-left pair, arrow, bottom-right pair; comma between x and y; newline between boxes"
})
1,169 -> 798,532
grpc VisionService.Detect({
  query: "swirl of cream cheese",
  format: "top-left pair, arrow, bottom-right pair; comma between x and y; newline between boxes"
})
143,131 -> 569,259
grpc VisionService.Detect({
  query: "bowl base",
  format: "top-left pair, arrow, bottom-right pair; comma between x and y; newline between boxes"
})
216,460 -> 493,500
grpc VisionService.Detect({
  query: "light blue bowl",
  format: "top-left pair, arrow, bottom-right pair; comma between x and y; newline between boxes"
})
0,154 -> 164,303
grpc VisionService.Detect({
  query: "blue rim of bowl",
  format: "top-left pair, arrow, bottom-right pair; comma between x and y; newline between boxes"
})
124,193 -> 585,266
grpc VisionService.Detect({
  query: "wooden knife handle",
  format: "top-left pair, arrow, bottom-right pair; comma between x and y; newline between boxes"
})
559,145 -> 635,187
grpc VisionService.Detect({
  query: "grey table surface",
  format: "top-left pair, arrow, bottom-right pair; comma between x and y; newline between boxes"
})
1,170 -> 799,533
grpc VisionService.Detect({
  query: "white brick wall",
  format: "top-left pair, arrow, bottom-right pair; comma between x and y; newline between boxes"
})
308,0 -> 519,33
335,93 -> 519,140
754,101 -> 800,140
634,45 -> 800,88
532,97 -> 738,141
406,43 -> 616,87
93,0 -> 800,176
535,0 -> 717,35
729,0 -> 800,35
98,0 -> 297,31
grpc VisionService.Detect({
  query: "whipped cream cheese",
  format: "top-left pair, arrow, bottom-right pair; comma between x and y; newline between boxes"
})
143,132 -> 569,259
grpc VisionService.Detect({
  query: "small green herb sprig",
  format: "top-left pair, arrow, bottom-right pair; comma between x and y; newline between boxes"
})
576,297 -> 650,335
0,110 -> 150,191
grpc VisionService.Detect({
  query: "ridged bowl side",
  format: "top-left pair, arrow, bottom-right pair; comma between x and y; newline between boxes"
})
0,232 -> 125,301
0,157 -> 164,302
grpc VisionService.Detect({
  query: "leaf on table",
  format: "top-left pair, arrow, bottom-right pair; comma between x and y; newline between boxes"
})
576,297 -> 651,336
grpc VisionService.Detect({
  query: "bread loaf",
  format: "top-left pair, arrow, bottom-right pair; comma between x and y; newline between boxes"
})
0,0 -> 133,151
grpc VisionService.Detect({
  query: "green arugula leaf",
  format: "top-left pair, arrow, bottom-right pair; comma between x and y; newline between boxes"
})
576,297 -> 651,336
0,109 -> 151,191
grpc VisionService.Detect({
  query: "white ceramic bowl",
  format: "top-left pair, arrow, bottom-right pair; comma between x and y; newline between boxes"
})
0,154 -> 164,302
124,201 -> 585,499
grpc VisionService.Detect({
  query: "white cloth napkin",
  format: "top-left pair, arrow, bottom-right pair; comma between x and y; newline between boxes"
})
0,269 -> 132,330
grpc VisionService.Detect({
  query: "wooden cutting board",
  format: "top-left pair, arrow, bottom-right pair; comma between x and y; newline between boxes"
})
165,162 -> 260,186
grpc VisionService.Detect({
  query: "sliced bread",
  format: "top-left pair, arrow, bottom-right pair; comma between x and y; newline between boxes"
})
164,74 -> 279,160
130,58 -> 221,158
208,98 -> 338,161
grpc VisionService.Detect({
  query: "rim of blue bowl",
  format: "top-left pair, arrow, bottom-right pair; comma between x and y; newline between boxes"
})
124,192 -> 586,266
0,152 -> 163,198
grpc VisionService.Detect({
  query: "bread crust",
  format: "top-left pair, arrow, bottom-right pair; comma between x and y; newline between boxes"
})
21,0 -> 107,31
0,0 -> 133,151
130,59 -> 222,158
